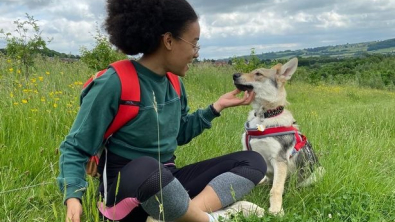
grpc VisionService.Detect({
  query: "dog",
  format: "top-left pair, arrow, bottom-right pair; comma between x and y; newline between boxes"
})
233,58 -> 324,215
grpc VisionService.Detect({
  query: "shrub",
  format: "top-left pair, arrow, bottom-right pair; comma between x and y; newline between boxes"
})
79,28 -> 128,71
0,13 -> 51,77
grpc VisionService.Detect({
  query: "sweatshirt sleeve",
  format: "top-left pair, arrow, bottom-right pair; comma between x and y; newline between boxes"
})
176,80 -> 220,145
57,69 -> 120,203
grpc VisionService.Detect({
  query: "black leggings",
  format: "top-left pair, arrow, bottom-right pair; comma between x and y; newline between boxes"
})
98,150 -> 266,221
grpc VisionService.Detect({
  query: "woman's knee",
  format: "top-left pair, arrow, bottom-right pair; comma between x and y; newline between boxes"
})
244,151 -> 267,172
126,156 -> 175,202
108,156 -> 175,203
231,151 -> 267,184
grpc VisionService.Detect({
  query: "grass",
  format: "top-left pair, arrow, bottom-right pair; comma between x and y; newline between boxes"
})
0,56 -> 394,221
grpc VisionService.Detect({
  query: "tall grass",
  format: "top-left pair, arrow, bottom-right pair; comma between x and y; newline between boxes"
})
0,56 -> 394,221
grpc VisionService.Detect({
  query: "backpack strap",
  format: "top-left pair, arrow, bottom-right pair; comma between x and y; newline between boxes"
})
84,60 -> 182,179
166,72 -> 181,97
83,70 -> 107,88
104,60 -> 140,139
103,62 -> 181,139
82,60 -> 182,140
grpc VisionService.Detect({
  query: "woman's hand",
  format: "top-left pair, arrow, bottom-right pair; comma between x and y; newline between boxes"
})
212,89 -> 255,113
66,198 -> 82,222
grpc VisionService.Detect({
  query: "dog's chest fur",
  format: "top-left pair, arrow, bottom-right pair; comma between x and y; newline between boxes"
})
242,109 -> 299,178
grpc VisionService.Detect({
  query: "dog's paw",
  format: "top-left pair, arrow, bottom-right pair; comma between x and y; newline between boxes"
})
268,207 -> 284,217
258,176 -> 270,186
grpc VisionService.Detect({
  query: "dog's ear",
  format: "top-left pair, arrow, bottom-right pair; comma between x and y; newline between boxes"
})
277,58 -> 298,81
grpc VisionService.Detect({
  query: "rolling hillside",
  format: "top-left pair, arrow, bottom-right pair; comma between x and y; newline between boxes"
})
230,38 -> 395,61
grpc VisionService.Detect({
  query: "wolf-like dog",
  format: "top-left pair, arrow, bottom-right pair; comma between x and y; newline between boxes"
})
233,58 -> 324,215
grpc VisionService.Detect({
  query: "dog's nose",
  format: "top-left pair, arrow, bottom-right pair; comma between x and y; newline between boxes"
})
233,73 -> 241,80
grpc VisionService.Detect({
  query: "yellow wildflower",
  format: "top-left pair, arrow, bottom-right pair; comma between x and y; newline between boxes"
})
22,99 -> 28,104
9,68 -> 13,72
38,76 -> 44,81
13,102 -> 19,105
46,71 -> 50,75
53,103 -> 58,108
10,93 -> 14,98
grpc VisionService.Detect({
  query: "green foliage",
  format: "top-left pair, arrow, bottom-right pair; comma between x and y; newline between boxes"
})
79,29 -> 128,70
0,13 -> 51,77
290,54 -> 395,90
40,48 -> 80,59
231,48 -> 263,72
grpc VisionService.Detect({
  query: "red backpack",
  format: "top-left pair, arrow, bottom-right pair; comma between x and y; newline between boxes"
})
83,60 -> 181,177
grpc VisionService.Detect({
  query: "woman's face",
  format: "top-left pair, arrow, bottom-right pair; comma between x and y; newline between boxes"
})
168,21 -> 200,77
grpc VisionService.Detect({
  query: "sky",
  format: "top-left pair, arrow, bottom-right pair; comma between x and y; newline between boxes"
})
0,0 -> 394,60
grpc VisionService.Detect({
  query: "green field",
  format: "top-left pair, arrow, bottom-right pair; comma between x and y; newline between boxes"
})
0,56 -> 394,221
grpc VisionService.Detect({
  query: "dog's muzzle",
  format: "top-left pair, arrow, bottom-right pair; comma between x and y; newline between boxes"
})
233,73 -> 254,91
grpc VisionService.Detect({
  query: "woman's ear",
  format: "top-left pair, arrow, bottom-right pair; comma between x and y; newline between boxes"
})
162,32 -> 173,50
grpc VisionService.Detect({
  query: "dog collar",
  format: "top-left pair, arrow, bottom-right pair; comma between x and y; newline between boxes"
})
255,106 -> 284,118
244,122 -> 307,157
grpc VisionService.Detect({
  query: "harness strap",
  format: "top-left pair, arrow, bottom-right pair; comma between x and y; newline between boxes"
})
244,123 -> 307,156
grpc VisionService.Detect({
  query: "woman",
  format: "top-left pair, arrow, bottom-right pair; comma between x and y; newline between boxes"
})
58,0 -> 267,221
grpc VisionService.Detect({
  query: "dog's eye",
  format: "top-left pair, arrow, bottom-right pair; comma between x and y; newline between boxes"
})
255,72 -> 262,76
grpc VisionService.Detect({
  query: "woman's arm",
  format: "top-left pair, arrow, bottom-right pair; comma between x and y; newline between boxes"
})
177,82 -> 254,145
57,69 -> 121,216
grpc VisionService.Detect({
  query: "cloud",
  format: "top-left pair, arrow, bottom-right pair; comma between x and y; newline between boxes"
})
1,0 -> 52,9
0,0 -> 394,59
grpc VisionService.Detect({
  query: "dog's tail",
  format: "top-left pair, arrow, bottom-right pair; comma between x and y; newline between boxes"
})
295,141 -> 325,187
297,166 -> 325,188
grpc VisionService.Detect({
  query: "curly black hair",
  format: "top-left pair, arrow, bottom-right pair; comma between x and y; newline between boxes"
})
105,0 -> 198,55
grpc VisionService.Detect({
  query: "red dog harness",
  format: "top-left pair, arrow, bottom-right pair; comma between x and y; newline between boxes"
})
244,122 -> 307,157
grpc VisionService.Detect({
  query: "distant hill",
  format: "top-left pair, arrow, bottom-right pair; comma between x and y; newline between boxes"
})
223,38 -> 395,61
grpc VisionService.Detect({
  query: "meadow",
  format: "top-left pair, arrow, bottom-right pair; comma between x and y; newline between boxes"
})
0,56 -> 394,222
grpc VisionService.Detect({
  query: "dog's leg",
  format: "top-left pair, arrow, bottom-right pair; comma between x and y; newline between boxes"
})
269,159 -> 287,216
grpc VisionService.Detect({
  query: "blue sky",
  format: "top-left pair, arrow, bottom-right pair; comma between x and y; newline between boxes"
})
1,0 -> 394,59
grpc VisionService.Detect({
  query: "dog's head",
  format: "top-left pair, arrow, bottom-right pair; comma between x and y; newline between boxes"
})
233,58 -> 298,106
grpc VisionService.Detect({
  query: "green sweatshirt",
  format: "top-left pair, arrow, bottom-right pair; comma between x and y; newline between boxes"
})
57,61 -> 219,202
